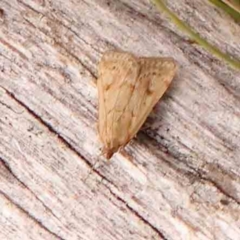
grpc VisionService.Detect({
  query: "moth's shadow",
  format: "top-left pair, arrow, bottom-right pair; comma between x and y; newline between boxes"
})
141,93 -> 172,131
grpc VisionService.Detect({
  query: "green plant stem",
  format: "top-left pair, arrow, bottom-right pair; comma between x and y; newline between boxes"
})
221,0 -> 240,13
151,0 -> 240,70
209,0 -> 240,22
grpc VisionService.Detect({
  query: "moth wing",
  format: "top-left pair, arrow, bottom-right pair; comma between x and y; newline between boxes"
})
127,57 -> 177,138
97,51 -> 140,158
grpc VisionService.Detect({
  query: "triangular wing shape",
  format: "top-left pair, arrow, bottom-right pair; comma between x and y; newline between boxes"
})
97,51 -> 140,158
97,52 -> 177,159
128,57 -> 177,138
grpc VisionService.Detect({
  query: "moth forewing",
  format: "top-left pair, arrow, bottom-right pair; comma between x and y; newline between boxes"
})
129,57 -> 177,137
97,51 -> 177,159
97,51 -> 140,159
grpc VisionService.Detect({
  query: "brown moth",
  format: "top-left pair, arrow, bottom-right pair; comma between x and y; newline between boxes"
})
97,51 -> 177,159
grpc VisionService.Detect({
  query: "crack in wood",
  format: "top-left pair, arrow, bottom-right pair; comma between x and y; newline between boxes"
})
0,156 -> 66,232
19,0 -> 97,80
0,38 -> 29,60
0,99 -> 24,114
1,85 -> 171,239
0,178 -> 64,240
141,133 -> 240,206
102,182 -> 169,240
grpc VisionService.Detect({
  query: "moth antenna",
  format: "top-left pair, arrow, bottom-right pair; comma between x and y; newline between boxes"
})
83,157 -> 101,183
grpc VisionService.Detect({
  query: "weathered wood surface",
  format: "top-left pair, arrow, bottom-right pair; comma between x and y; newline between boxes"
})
0,0 -> 240,239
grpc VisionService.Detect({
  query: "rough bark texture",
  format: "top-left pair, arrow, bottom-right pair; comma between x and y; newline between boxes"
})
0,0 -> 240,240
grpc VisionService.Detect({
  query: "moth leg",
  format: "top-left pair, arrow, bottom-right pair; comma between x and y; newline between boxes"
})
83,157 -> 101,183
141,120 -> 161,131
140,121 -> 152,131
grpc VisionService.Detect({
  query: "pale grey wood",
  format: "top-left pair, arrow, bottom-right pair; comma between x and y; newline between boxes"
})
0,0 -> 240,240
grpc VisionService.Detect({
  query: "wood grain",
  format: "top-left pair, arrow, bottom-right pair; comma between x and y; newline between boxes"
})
0,0 -> 240,239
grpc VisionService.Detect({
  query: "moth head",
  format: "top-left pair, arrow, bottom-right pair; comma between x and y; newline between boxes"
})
102,146 -> 119,160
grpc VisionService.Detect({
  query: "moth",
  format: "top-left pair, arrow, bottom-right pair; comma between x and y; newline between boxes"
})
97,51 -> 177,159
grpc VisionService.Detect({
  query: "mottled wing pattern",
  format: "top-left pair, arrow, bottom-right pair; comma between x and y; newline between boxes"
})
128,57 -> 177,138
97,51 -> 140,158
97,51 -> 177,159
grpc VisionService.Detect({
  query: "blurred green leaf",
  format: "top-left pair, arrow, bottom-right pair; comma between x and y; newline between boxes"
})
151,0 -> 240,70
222,0 -> 240,13
209,0 -> 240,22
